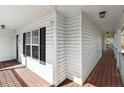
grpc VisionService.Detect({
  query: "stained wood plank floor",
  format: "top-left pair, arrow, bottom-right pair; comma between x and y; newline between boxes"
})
58,49 -> 123,87
0,49 -> 123,87
84,49 -> 123,87
58,79 -> 81,87
0,60 -> 51,87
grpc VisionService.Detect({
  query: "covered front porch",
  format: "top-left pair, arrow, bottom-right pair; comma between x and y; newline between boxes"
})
0,60 -> 51,87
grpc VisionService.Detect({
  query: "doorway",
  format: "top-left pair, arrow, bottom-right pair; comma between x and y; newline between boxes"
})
16,35 -> 19,61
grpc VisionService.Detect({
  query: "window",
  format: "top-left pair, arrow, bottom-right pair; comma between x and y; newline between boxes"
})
32,30 -> 39,59
32,46 -> 38,59
25,32 -> 31,57
23,33 -> 26,55
25,32 -> 31,44
40,27 -> 46,62
32,30 -> 38,44
23,27 -> 46,65
26,45 -> 31,56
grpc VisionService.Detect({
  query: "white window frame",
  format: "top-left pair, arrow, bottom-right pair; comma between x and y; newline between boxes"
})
31,29 -> 40,60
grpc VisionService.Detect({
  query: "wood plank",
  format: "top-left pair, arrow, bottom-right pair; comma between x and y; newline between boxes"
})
14,68 -> 35,87
0,71 -> 8,87
7,70 -> 22,87
0,60 -> 52,87
90,64 -> 101,85
24,68 -> 51,87
2,70 -> 14,87
85,60 -> 101,83
95,62 -> 105,86
12,69 -> 28,87
84,49 -> 123,87
58,79 -> 81,87
83,83 -> 90,87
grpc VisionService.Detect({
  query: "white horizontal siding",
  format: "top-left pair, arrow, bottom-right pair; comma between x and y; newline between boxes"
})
16,11 -> 103,86
16,12 -> 55,84
66,14 -> 82,84
0,31 -> 16,62
55,12 -> 67,85
82,13 -> 102,83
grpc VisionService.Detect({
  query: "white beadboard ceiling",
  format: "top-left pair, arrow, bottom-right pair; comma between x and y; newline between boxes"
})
0,5 -> 124,33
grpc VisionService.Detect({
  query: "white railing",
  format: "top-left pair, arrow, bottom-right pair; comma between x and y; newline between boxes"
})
113,46 -> 124,84
113,46 -> 117,59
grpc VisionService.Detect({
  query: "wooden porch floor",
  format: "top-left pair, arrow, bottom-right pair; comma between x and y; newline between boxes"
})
58,49 -> 123,87
0,60 -> 51,87
0,49 -> 123,87
84,49 -> 123,87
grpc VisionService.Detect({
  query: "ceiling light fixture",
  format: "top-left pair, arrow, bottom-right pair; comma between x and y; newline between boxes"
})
107,31 -> 109,34
99,11 -> 106,18
1,25 -> 6,30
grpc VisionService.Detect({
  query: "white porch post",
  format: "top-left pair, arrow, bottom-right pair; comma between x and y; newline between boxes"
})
116,29 -> 121,68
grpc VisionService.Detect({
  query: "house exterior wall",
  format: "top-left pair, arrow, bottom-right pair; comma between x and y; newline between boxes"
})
82,13 -> 102,84
16,11 -> 103,86
0,31 -> 16,62
16,12 -> 55,84
66,14 -> 82,84
55,12 -> 67,85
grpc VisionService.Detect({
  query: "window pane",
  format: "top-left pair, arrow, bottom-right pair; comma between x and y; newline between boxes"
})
40,27 -> 46,62
32,46 -> 38,59
26,45 -> 30,56
25,32 -> 30,44
23,33 -> 26,55
32,30 -> 38,44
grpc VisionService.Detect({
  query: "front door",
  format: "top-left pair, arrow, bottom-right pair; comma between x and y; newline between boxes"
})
16,35 -> 19,61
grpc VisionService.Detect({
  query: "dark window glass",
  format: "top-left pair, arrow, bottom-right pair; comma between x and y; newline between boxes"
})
32,46 -> 38,59
40,27 -> 46,62
32,30 -> 38,44
23,33 -> 26,55
25,32 -> 30,44
26,45 -> 30,56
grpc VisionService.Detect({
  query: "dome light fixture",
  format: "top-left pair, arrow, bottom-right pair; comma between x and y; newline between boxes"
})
1,25 -> 6,30
99,11 -> 106,18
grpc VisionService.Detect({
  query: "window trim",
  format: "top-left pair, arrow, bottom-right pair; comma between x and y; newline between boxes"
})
25,32 -> 31,57
23,27 -> 46,65
32,29 -> 39,60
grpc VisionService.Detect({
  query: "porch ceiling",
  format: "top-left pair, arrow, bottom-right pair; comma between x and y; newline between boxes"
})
0,5 -> 124,33
57,5 -> 124,33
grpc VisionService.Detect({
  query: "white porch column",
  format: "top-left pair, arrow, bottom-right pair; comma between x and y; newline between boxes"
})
116,29 -> 121,68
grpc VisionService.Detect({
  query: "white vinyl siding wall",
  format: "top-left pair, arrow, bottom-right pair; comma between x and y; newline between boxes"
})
16,11 -> 103,86
66,14 -> 82,84
82,13 -> 102,83
16,12 -> 55,84
55,12 -> 67,85
0,31 -> 16,62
